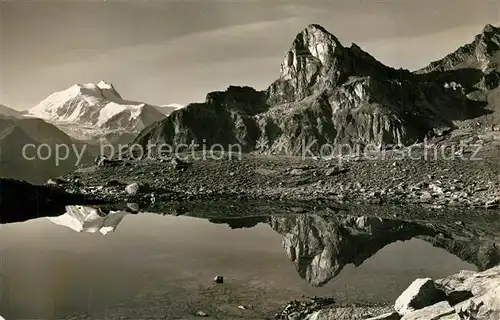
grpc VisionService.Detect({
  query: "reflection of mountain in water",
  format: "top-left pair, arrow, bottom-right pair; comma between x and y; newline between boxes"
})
268,215 -> 500,286
208,214 -> 500,287
4,203 -> 499,286
47,206 -> 129,235
269,215 -> 436,286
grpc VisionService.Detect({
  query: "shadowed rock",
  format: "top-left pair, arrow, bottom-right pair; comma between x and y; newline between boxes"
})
268,215 -> 440,286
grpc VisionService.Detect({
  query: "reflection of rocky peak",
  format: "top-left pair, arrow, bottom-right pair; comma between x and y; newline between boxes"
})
47,205 -> 128,235
269,215 -> 438,286
420,236 -> 500,272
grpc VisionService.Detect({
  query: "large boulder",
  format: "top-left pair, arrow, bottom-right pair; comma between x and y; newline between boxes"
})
401,301 -> 456,320
365,312 -> 401,320
394,278 -> 445,315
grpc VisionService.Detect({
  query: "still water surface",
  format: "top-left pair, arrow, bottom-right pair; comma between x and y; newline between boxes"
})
0,213 -> 475,319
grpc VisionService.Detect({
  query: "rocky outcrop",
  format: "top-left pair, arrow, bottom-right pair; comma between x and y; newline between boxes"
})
133,24 -> 500,156
418,24 -> 500,75
303,266 -> 500,320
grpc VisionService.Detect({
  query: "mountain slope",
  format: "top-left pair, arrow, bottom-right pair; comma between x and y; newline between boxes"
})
135,24 -> 479,155
154,103 -> 185,115
29,81 -> 167,143
0,106 -> 90,183
0,104 -> 24,118
416,24 -> 500,128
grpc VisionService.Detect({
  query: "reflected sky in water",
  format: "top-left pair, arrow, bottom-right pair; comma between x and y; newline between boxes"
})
0,213 -> 475,319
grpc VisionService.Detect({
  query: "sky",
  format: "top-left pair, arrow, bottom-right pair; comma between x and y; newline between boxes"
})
1,0 -> 500,110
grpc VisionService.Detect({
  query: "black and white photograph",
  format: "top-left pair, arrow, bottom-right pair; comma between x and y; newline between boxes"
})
1,0 -> 500,319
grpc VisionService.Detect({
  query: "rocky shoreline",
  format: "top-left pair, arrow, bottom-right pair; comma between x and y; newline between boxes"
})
291,266 -> 500,320
52,130 -> 500,213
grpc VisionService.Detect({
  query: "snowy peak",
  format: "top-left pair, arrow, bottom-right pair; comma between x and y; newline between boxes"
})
28,81 -> 166,133
280,24 -> 343,78
47,206 -> 129,235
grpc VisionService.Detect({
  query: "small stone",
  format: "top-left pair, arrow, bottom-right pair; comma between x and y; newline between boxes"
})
196,311 -> 208,317
46,178 -> 66,185
125,182 -> 151,195
213,275 -> 224,284
125,183 -> 140,195
126,203 -> 139,212
290,169 -> 306,176
238,305 -> 246,310
420,192 -> 433,202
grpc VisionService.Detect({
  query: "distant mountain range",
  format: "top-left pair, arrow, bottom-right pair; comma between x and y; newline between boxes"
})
0,87 -> 182,182
134,24 -> 500,155
3,23 -> 500,183
0,83 -> 181,182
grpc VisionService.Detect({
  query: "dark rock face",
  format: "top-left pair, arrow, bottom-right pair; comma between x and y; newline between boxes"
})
135,86 -> 266,152
0,178 -> 100,224
0,116 -> 91,183
133,24 -> 500,155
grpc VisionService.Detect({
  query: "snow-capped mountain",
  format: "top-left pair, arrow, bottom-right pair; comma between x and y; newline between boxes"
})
47,205 -> 129,235
28,81 -> 167,143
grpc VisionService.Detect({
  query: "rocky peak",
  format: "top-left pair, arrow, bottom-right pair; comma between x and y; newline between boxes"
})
268,24 -> 347,104
482,23 -> 500,35
286,24 -> 343,67
267,24 -> 400,105
418,24 -> 500,74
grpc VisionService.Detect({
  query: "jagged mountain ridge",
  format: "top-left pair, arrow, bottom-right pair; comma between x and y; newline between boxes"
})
135,24 -> 494,155
29,80 -> 167,143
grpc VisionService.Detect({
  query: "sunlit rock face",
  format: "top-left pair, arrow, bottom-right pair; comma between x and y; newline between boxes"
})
47,205 -> 128,235
136,23 -> 482,155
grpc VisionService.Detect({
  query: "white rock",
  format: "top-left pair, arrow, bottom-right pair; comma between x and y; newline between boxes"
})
125,182 -> 140,195
395,278 -> 444,315
365,312 -> 401,320
401,301 -> 456,320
